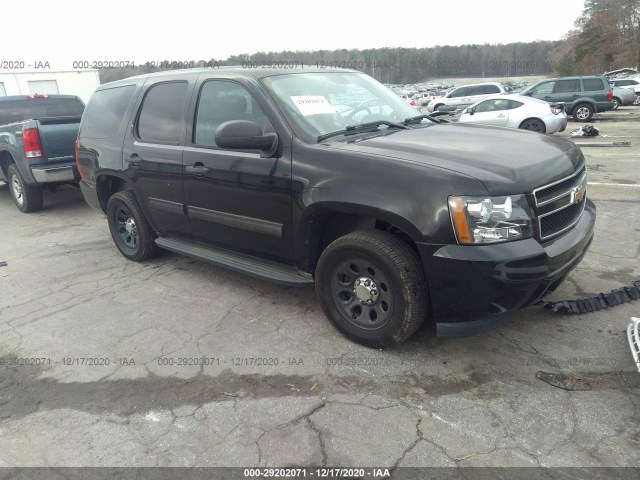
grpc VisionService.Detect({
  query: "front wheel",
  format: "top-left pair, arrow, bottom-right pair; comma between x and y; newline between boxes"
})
7,164 -> 43,213
315,230 -> 429,347
611,97 -> 620,110
106,191 -> 160,261
573,103 -> 594,121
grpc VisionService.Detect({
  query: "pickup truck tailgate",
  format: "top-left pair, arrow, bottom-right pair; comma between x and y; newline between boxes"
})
37,116 -> 82,162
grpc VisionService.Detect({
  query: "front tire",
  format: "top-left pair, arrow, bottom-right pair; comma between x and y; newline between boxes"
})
106,191 -> 160,262
611,97 -> 620,110
315,230 -> 429,348
573,103 -> 594,121
7,164 -> 43,213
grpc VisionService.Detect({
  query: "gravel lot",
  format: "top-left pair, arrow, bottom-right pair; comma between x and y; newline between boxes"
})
0,108 -> 639,477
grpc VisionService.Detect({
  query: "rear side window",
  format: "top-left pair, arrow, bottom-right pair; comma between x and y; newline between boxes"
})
583,78 -> 605,91
137,82 -> 189,144
553,80 -> 579,93
479,85 -> 501,95
81,86 -> 136,139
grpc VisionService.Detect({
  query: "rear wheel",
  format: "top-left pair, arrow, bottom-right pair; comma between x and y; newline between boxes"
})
573,103 -> 594,121
315,230 -> 429,348
7,164 -> 43,213
611,97 -> 620,110
519,118 -> 546,133
106,191 -> 160,261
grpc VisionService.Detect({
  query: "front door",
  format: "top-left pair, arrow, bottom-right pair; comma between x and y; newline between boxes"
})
183,79 -> 294,264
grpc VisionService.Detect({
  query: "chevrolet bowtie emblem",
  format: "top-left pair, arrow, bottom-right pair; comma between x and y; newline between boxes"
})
570,183 -> 587,204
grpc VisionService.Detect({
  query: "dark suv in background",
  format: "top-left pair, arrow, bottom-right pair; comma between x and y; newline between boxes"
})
521,76 -> 613,121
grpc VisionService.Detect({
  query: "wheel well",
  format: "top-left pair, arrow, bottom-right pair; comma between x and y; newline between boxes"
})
519,117 -> 546,132
0,151 -> 15,178
305,212 -> 419,273
95,175 -> 129,213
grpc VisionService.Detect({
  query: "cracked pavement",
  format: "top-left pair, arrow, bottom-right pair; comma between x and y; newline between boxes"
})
0,111 -> 639,472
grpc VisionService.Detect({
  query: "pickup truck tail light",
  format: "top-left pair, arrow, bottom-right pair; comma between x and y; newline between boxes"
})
23,128 -> 44,158
607,90 -> 613,101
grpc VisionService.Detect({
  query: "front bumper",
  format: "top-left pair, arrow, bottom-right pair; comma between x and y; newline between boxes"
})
418,199 -> 596,337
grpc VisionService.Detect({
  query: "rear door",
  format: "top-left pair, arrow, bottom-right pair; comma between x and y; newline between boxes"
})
122,79 -> 194,237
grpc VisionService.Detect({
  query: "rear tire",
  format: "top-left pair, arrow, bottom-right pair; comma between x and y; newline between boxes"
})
315,230 -> 429,348
7,164 -> 43,213
519,118 -> 546,133
611,97 -> 620,110
106,191 -> 160,262
573,103 -> 594,121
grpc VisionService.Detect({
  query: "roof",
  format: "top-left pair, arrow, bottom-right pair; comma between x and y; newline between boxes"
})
98,66 -> 361,89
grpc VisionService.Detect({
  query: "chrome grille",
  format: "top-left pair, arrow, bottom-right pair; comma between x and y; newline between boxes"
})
533,167 -> 587,241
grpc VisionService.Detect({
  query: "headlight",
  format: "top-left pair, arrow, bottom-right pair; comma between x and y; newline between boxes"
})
448,195 -> 533,244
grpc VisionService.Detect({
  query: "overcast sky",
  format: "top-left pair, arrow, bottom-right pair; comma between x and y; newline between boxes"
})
3,0 -> 585,70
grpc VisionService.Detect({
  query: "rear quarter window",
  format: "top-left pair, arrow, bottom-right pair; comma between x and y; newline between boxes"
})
80,85 -> 136,139
480,85 -> 502,94
582,78 -> 605,91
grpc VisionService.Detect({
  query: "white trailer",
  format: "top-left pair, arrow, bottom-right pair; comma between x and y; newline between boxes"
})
0,70 -> 100,104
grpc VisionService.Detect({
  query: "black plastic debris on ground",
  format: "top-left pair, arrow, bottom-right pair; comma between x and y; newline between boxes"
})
0,261 -> 7,268
539,280 -> 640,314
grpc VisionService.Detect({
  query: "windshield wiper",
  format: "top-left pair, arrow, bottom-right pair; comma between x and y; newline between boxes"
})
317,121 -> 408,142
403,114 -> 442,125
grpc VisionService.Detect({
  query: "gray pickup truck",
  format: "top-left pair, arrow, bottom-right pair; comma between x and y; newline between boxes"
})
0,94 -> 85,212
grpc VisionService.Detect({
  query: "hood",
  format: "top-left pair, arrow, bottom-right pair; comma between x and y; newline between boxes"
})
327,123 -> 583,195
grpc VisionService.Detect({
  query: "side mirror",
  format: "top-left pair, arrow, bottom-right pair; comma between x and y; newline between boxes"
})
215,120 -> 279,158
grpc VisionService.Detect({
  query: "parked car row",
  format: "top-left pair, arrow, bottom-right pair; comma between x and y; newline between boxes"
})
1,67 -> 597,348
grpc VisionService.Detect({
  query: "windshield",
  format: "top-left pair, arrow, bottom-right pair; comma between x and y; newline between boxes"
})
261,72 -> 429,142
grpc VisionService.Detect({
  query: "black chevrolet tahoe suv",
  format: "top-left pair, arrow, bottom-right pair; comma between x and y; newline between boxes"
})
77,68 -> 595,347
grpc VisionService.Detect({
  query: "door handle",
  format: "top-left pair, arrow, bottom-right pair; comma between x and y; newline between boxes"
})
497,114 -> 506,118
543,96 -> 552,99
186,164 -> 210,175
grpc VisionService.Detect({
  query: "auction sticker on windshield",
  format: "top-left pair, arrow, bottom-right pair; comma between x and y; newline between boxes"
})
291,96 -> 336,115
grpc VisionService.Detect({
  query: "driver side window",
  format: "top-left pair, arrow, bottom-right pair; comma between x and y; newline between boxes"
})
194,80 -> 267,147
474,99 -> 508,113
532,82 -> 554,95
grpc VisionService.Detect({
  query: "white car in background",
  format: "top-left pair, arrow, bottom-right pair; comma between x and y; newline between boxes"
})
425,82 -> 508,112
609,78 -> 640,104
458,95 -> 568,134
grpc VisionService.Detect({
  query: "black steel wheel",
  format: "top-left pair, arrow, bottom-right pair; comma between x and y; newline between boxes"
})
519,118 -> 546,133
315,230 -> 429,347
106,191 -> 160,261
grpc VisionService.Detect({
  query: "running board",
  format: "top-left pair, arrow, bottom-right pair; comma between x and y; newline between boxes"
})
155,236 -> 314,286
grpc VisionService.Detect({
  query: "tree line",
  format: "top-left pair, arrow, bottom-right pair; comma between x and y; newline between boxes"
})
98,0 -> 639,85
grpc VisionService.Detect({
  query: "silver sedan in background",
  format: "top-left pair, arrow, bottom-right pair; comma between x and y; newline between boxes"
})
458,95 -> 568,134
